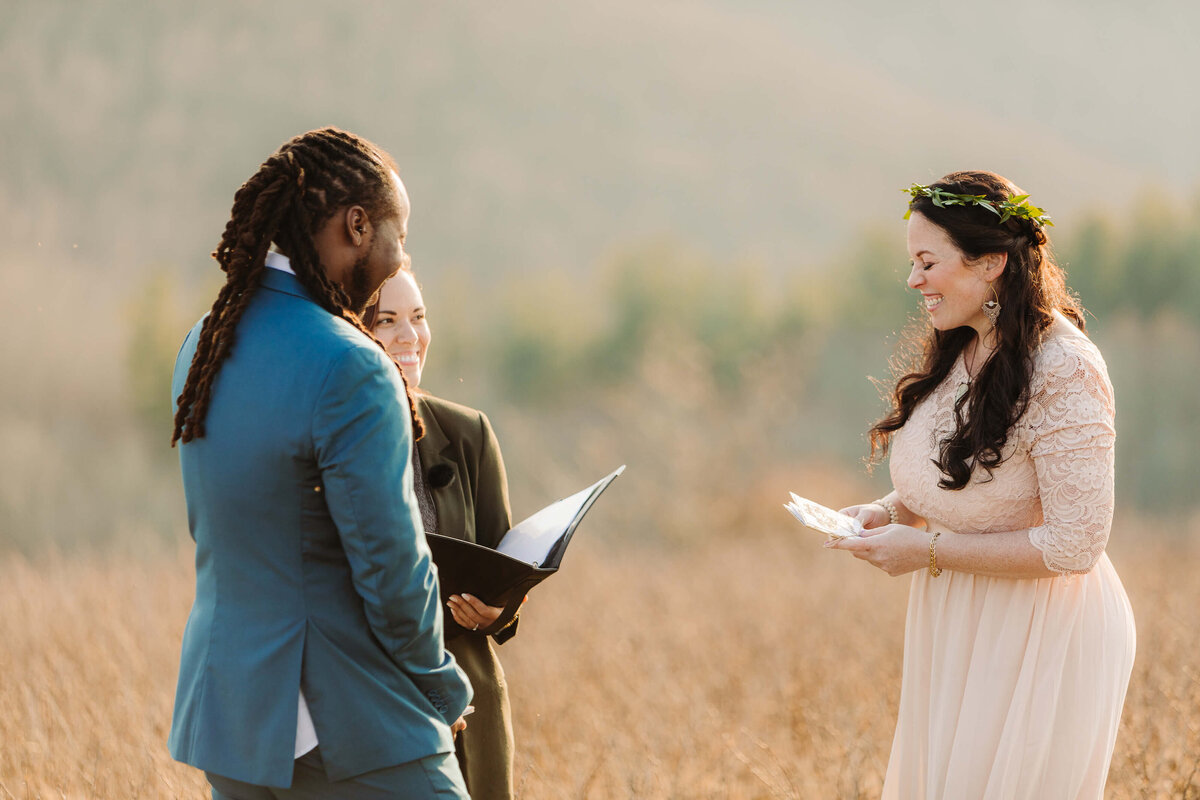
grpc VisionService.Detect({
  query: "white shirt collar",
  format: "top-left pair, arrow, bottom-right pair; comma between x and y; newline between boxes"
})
264,248 -> 296,275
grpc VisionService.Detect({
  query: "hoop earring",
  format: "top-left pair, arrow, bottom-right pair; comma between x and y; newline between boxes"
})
982,283 -> 1001,327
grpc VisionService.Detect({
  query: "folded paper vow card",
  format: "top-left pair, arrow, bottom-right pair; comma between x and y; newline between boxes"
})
783,492 -> 864,539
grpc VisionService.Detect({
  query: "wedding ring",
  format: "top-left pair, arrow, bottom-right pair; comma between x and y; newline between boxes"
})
472,624 -> 479,631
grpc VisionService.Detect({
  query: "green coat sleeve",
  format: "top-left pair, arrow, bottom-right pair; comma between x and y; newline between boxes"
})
472,410 -> 513,550
473,411 -> 521,644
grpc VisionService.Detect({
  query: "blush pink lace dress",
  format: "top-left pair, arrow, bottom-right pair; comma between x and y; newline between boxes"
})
883,330 -> 1136,799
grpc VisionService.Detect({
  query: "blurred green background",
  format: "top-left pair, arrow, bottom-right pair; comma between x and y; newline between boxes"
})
2,0 -> 1198,553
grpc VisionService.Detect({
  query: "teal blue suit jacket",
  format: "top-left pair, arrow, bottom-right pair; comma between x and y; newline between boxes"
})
168,269 -> 472,787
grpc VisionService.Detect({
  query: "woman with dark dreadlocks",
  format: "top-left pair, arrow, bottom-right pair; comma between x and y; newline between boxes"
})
167,128 -> 472,799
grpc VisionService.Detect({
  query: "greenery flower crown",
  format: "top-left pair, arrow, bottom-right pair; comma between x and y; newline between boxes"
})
903,183 -> 1053,227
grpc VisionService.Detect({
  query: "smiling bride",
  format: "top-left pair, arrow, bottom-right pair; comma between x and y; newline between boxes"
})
827,171 -> 1136,799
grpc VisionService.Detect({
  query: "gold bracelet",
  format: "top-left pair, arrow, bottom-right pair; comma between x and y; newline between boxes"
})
875,498 -> 899,525
928,531 -> 943,577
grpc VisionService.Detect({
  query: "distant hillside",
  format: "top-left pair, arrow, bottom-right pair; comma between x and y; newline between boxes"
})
1,0 -> 1195,280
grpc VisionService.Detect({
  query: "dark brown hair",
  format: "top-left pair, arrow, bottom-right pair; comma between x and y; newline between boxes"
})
359,263 -> 425,327
869,170 -> 1084,489
360,282 -> 391,331
171,127 -> 423,445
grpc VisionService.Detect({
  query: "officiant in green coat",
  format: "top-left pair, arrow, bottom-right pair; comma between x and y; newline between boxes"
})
366,270 -> 520,800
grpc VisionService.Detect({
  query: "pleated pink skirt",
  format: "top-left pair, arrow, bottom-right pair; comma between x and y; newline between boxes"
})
882,553 -> 1135,800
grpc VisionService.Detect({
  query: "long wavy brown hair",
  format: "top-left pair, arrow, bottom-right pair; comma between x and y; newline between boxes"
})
869,170 -> 1085,489
171,127 -> 422,446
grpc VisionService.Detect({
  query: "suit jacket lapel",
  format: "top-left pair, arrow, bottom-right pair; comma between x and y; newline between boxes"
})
415,396 -> 469,542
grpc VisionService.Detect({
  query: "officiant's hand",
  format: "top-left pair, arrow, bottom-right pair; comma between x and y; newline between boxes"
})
840,503 -> 891,531
823,524 -> 929,576
447,593 -> 504,632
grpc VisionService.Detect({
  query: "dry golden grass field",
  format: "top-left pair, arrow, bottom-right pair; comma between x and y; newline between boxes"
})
2,521 -> 1198,799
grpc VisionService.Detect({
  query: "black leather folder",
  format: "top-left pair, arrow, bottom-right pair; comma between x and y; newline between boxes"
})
427,465 -> 625,639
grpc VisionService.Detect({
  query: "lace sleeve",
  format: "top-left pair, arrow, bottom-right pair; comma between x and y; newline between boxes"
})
1022,338 -> 1117,575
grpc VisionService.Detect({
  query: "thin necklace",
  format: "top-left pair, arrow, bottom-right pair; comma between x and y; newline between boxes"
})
955,342 -> 980,402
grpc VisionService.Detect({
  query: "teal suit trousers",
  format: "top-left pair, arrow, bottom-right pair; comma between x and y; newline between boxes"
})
206,748 -> 467,799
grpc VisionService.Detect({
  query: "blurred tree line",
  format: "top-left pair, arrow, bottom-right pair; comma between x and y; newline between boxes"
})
124,192 -> 1200,546
426,193 -> 1200,517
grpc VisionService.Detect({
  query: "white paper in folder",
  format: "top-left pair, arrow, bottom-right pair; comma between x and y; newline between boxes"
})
496,466 -> 625,566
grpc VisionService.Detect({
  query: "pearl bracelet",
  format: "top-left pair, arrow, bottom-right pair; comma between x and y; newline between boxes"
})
875,498 -> 900,525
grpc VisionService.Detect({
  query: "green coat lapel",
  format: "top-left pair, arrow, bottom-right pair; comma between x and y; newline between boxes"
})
415,395 -> 470,543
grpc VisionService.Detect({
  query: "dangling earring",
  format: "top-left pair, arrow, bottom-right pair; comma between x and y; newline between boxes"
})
982,283 -> 1001,327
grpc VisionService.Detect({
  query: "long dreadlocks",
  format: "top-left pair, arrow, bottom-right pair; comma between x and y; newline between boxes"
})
171,127 -> 423,445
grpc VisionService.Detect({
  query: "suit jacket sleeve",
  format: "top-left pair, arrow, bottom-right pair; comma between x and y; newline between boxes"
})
312,346 -> 472,723
475,410 -> 521,644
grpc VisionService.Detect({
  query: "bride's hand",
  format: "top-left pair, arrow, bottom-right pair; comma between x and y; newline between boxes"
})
840,503 -> 891,532
824,524 -> 929,577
